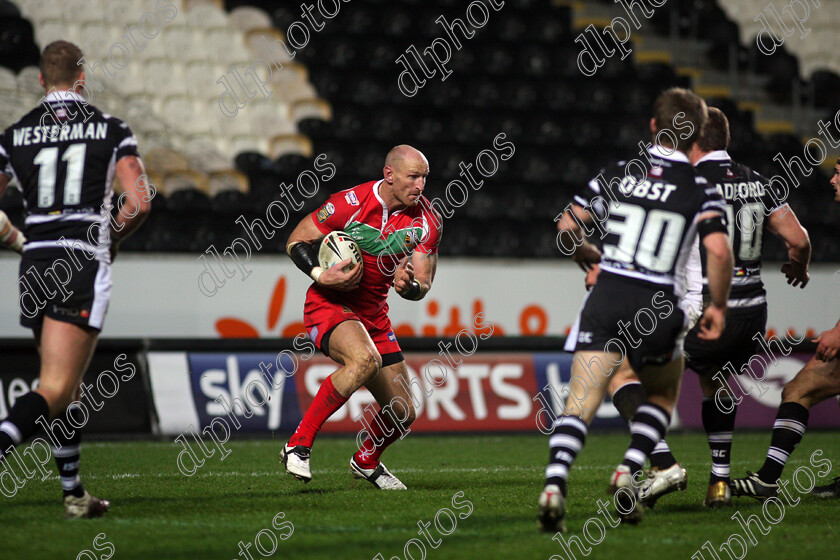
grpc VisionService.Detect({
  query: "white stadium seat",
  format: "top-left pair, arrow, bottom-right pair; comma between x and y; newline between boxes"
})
161,95 -> 207,135
292,98 -> 332,123
15,66 -> 42,98
0,69 -> 17,92
63,0 -> 103,24
103,1 -> 142,26
18,0 -> 63,24
184,62 -> 223,100
185,4 -> 228,31
229,6 -> 273,33
35,21 -> 72,48
110,62 -> 146,97
273,80 -> 316,104
211,99 -> 252,136
723,0 -> 840,77
248,100 -> 295,138
144,58 -> 186,98
15,0 -> 325,167
229,134 -> 268,156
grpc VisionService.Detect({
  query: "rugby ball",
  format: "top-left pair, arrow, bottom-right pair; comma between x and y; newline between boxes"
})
318,231 -> 363,272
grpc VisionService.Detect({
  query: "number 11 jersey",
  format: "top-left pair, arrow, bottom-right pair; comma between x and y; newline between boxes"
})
0,90 -> 139,259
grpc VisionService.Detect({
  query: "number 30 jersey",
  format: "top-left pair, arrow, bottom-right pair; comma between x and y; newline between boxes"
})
575,145 -> 726,297
691,150 -> 787,310
0,90 -> 139,256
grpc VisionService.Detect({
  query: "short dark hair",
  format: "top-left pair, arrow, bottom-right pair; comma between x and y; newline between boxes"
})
697,107 -> 730,152
651,87 -> 707,153
39,41 -> 83,88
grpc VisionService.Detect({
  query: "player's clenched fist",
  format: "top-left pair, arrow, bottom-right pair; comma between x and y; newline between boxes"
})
697,304 -> 726,341
394,258 -> 416,297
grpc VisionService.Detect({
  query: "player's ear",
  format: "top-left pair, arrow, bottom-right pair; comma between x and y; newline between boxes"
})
383,165 -> 393,184
38,72 -> 46,89
649,117 -> 657,136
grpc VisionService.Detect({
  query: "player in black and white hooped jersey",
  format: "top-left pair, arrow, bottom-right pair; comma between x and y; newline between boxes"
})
0,41 -> 151,518
678,107 -> 811,508
539,88 -> 734,531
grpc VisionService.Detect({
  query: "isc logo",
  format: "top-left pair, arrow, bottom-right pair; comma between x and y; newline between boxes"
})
193,355 -> 284,431
578,332 -> 593,343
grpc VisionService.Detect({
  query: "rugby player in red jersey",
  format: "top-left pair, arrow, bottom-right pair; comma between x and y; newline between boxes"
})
281,145 -> 441,489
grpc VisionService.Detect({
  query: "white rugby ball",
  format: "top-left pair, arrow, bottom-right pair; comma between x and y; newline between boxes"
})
319,231 -> 363,272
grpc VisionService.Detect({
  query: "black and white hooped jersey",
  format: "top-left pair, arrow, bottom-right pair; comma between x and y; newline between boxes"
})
0,90 -> 139,259
690,150 -> 786,310
574,145 -> 726,297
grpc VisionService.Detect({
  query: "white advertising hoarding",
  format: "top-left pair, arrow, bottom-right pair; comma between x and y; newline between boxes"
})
0,253 -> 837,339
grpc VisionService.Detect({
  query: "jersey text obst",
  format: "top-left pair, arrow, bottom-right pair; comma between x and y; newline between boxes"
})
575,146 -> 726,297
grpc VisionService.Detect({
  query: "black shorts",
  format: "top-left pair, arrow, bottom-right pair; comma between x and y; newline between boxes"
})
564,272 -> 686,373
18,250 -> 111,330
684,304 -> 767,376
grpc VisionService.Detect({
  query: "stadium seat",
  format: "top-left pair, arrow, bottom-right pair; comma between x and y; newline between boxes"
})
163,169 -> 210,196
210,187 -> 250,217
269,133 -> 312,160
228,5 -> 272,33
247,99 -> 295,138
291,98 -> 331,124
208,169 -> 249,196
15,65 -> 40,97
0,68 -> 16,91
0,0 -> 20,17
144,146 -> 192,175
17,0 -> 62,24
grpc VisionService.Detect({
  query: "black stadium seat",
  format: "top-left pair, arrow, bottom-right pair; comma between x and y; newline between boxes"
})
203,0 -> 840,260
0,16 -> 38,72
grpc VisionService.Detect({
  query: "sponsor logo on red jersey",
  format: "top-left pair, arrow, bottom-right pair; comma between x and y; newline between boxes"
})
345,191 -> 359,206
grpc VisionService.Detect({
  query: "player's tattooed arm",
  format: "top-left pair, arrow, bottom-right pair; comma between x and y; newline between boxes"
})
112,156 -> 152,246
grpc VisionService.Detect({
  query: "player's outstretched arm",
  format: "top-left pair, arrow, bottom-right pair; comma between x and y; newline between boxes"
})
395,251 -> 437,300
0,175 -> 25,254
698,226 -> 733,340
285,215 -> 361,291
111,156 -> 152,258
556,204 -> 601,271
767,205 -> 811,288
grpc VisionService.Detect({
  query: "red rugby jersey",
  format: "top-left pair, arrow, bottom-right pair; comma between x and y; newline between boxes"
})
310,180 -> 442,318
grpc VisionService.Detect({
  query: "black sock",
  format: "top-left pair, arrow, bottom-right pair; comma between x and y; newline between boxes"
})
613,383 -> 675,469
52,404 -> 85,498
649,440 -> 677,470
0,392 -> 49,458
612,382 -> 645,424
757,402 -> 809,484
622,403 -> 671,476
702,395 -> 736,484
545,415 -> 588,497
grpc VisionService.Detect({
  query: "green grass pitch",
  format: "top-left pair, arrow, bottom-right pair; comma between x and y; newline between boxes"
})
4,432 -> 840,560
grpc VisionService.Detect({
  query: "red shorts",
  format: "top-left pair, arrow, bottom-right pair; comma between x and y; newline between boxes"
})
303,285 -> 401,358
